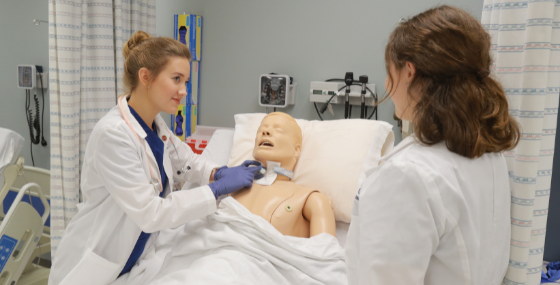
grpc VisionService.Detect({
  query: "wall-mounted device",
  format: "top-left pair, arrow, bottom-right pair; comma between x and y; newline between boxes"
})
17,65 -> 48,89
310,81 -> 376,106
259,74 -> 297,108
18,65 -> 36,89
310,78 -> 377,120
18,64 -> 48,166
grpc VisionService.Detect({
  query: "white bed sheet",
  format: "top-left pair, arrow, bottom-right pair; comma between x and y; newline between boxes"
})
115,197 -> 347,285
0,128 -> 25,187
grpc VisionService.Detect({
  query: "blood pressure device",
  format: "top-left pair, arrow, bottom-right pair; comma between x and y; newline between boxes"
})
259,74 -> 297,108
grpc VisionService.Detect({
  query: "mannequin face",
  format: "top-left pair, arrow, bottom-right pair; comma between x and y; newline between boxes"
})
252,114 -> 302,170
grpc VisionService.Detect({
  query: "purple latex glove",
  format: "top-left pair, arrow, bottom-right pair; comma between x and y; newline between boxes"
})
208,162 -> 262,199
214,160 -> 264,181
542,261 -> 560,283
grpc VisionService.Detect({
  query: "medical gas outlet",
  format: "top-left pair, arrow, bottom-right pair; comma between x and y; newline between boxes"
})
309,81 -> 376,106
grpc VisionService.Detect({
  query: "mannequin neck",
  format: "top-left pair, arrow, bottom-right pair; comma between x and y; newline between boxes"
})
274,175 -> 290,182
258,159 -> 295,183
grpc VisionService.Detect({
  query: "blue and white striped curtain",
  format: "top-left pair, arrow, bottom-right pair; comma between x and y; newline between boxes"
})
48,0 -> 155,259
482,1 -> 560,284
114,0 -> 156,95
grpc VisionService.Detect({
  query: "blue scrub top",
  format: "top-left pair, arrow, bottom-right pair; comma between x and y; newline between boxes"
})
120,105 -> 169,276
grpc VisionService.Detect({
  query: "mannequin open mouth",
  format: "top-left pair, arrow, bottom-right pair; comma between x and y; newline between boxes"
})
258,140 -> 274,148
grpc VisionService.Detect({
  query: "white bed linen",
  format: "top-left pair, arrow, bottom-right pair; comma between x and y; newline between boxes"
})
114,197 -> 347,285
199,129 -> 234,166
0,128 -> 25,187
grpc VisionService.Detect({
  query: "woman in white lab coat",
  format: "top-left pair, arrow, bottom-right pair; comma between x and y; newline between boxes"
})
345,6 -> 520,285
49,31 -> 262,285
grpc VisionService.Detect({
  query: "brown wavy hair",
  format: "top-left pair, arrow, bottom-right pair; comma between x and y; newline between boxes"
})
385,5 -> 520,158
122,30 -> 191,93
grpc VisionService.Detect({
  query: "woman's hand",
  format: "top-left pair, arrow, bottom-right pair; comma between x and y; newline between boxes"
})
214,160 -> 264,181
208,160 -> 264,199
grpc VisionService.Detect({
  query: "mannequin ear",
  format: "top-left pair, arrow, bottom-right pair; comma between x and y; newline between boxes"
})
138,67 -> 151,89
294,144 -> 302,160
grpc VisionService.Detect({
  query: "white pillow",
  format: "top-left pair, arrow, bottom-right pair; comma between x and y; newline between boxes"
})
0,128 -> 25,188
227,113 -> 394,223
200,129 -> 235,166
0,128 -> 24,168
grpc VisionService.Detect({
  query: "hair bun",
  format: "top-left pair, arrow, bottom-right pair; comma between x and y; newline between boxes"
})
477,69 -> 490,79
123,30 -> 152,59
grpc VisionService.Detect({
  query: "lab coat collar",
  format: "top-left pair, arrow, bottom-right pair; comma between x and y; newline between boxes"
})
120,95 -> 173,144
155,113 -> 175,192
120,95 -> 175,194
380,135 -> 417,161
154,114 -> 172,146
120,94 -> 147,139
153,112 -> 176,194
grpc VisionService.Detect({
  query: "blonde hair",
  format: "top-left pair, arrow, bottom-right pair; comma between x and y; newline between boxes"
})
123,30 -> 192,93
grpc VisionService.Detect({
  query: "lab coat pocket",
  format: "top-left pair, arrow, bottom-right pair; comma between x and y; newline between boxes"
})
60,248 -> 121,285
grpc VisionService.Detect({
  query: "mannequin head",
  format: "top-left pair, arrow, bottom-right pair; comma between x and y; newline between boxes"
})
252,113 -> 302,171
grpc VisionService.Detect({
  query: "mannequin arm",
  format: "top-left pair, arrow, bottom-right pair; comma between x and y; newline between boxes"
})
303,192 -> 336,237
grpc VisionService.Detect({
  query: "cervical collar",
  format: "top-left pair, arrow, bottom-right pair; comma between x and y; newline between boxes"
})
253,161 -> 293,186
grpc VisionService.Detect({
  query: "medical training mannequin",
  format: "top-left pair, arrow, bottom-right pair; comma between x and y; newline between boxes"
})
233,113 -> 336,238
345,5 -> 520,285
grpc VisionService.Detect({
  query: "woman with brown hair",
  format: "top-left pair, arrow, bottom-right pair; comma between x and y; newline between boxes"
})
49,31 -> 262,284
345,5 -> 520,285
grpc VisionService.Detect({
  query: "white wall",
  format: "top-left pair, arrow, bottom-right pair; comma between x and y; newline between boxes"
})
194,0 -> 484,143
0,0 -> 50,169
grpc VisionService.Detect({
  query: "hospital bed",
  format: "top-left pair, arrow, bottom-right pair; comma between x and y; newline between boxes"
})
0,128 -> 50,285
113,114 -> 395,284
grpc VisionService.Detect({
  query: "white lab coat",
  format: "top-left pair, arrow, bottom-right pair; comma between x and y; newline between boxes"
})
48,95 -> 220,285
345,136 -> 511,285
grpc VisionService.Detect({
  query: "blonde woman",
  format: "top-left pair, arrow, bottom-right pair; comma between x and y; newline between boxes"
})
49,31 -> 262,285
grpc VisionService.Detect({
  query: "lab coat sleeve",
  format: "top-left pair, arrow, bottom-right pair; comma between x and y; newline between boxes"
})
93,126 -> 217,233
168,132 -> 220,186
356,160 -> 446,285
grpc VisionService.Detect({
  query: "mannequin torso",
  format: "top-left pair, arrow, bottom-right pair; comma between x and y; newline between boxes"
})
233,181 -> 319,238
232,112 -> 336,238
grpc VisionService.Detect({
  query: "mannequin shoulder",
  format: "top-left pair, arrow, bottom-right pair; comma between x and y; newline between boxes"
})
298,187 -> 331,210
302,191 -> 334,221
